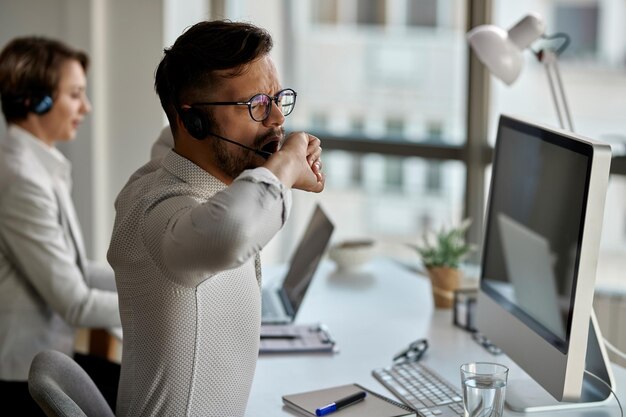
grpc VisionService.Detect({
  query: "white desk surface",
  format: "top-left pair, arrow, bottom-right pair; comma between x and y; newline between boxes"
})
249,257 -> 626,417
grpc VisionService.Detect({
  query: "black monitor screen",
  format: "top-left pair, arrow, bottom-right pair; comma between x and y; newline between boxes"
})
481,116 -> 592,353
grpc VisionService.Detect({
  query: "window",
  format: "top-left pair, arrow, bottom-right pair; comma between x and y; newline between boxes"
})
386,117 -> 405,138
554,3 -> 599,59
312,0 -> 338,25
310,113 -> 329,131
207,1 -> 469,262
273,0 -> 468,259
357,0 -> 386,26
385,158 -> 404,189
350,116 -> 365,134
407,0 -> 438,27
425,162 -> 442,193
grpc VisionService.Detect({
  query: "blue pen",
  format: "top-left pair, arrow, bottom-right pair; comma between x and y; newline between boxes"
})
315,391 -> 367,416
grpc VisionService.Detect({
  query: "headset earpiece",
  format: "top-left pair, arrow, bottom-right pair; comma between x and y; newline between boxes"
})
5,92 -> 53,117
177,106 -> 272,159
180,107 -> 209,140
29,93 -> 54,115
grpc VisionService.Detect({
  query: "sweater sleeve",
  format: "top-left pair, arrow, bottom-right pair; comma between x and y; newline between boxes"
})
157,167 -> 292,287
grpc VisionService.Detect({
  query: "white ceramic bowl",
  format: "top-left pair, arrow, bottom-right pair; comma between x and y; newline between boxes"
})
328,240 -> 375,270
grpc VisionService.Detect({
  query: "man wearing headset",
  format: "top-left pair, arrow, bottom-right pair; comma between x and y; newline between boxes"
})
0,37 -> 121,414
108,20 -> 324,416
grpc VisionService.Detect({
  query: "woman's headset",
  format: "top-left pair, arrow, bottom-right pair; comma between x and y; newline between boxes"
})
6,92 -> 54,116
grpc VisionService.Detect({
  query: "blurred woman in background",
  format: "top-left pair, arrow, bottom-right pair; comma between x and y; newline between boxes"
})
0,36 -> 120,414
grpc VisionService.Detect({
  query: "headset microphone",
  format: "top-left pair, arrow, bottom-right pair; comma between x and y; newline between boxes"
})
179,106 -> 273,159
207,131 -> 272,160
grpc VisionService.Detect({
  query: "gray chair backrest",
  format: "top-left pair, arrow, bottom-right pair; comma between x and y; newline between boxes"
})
28,350 -> 115,417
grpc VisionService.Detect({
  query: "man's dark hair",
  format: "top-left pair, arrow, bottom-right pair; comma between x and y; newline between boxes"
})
154,20 -> 273,134
0,36 -> 89,123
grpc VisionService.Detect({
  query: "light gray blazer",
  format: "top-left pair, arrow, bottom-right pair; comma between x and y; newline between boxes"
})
0,125 -> 120,381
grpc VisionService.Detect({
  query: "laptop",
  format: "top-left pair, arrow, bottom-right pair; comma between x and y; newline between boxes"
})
261,204 -> 334,324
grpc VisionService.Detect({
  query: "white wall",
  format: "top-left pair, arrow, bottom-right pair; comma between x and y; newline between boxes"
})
91,0 -> 165,259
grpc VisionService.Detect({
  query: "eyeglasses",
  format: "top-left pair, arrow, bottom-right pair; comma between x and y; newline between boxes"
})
191,88 -> 297,122
393,338 -> 429,365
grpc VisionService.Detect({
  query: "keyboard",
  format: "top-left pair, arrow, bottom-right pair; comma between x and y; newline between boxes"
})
372,362 -> 465,417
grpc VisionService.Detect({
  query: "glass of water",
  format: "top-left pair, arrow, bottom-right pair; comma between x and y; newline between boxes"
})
460,362 -> 508,417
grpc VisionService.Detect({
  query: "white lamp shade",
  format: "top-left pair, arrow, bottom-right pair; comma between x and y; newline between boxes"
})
467,13 -> 545,85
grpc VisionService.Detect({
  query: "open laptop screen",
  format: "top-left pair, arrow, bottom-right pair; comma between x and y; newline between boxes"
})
280,205 -> 334,317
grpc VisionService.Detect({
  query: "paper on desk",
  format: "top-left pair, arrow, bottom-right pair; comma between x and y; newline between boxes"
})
259,323 -> 336,354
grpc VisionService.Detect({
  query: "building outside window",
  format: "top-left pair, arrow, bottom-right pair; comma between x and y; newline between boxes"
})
278,0 -> 468,258
357,0 -> 386,26
312,0 -> 339,25
554,3 -> 599,59
407,0 -> 438,27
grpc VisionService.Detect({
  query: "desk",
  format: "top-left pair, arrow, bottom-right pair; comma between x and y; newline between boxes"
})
248,257 -> 626,417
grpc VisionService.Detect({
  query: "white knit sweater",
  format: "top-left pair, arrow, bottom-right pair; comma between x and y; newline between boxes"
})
108,150 -> 290,416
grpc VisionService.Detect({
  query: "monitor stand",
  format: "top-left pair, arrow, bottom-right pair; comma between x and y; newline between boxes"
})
505,310 -> 616,413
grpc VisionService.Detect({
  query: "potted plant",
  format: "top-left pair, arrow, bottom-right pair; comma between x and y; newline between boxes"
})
411,219 -> 473,308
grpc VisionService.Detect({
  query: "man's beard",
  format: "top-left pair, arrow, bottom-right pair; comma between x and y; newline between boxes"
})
211,128 -> 284,179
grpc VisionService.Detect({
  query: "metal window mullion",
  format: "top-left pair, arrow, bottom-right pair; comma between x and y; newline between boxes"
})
465,0 -> 493,261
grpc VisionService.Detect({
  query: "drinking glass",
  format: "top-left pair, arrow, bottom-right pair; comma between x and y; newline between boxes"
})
460,362 -> 508,417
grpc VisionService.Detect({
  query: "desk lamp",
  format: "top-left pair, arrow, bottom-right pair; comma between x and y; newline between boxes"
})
467,13 -> 574,131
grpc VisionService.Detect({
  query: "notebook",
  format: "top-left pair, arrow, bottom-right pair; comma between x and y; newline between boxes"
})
261,204 -> 334,324
282,383 -> 415,417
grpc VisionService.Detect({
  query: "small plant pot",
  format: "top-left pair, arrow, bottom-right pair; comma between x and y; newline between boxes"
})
426,266 -> 461,309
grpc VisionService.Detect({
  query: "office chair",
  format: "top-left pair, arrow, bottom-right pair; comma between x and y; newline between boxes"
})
28,350 -> 115,417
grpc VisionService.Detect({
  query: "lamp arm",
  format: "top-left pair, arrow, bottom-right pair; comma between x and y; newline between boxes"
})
550,56 -> 574,131
538,49 -> 575,131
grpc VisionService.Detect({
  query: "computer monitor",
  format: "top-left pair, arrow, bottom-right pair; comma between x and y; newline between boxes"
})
475,114 -> 615,412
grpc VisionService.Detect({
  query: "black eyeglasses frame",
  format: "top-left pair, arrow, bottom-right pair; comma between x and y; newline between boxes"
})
190,88 -> 297,122
393,338 -> 429,365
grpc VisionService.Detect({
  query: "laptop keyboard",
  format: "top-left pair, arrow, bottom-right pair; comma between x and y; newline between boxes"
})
372,362 -> 465,417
